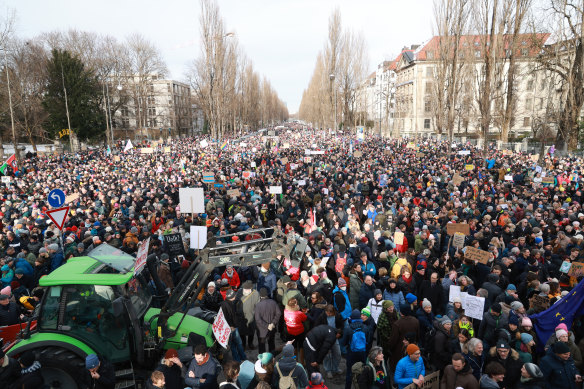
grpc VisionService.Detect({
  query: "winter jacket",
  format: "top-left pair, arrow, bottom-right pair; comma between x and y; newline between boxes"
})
440,363 -> 479,389
515,377 -> 546,389
357,359 -> 390,389
418,280 -> 445,315
304,324 -> 337,364
79,356 -> 116,389
416,308 -> 435,337
382,289 -> 405,313
485,347 -> 522,389
479,374 -> 500,389
254,297 -> 281,338
284,305 -> 307,336
0,357 -> 21,388
332,286 -> 351,319
465,351 -> 486,382
360,260 -> 376,277
394,355 -> 425,389
257,270 -> 277,298
482,274 -> 502,307
0,301 -> 21,326
272,358 -> 309,389
154,362 -> 184,389
184,354 -> 218,389
222,270 -> 241,289
349,272 -> 363,311
359,282 -> 376,310
50,250 -> 65,271
201,290 -> 223,312
432,322 -> 453,371
377,309 -> 399,352
478,311 -> 508,347
367,297 -> 384,323
388,313 -> 420,369
237,289 -> 260,326
540,351 -> 581,389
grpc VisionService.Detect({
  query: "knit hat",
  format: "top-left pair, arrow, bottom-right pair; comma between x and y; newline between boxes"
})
382,300 -> 394,310
310,372 -> 323,385
441,317 -> 452,325
539,283 -> 550,294
521,333 -> 534,344
258,352 -> 273,365
553,341 -> 571,354
556,329 -> 568,338
282,344 -> 295,357
453,297 -> 462,304
422,298 -> 432,309
374,288 -> 382,296
507,284 -> 517,291
496,341 -> 510,349
361,307 -> 371,317
524,363 -> 543,378
522,317 -> 533,327
164,349 -> 178,360
242,280 -> 253,290
510,301 -> 524,311
509,315 -> 519,326
491,303 -> 502,313
254,360 -> 267,374
338,278 -> 347,287
85,354 -> 100,370
406,344 -> 420,356
350,309 -> 361,321
207,281 -> 216,289
406,293 -> 417,304
556,323 -> 568,332
0,286 -> 10,296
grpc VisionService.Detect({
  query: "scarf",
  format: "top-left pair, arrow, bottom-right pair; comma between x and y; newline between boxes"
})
402,274 -> 412,284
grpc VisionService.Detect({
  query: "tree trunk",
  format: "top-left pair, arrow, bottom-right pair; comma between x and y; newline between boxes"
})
556,39 -> 584,151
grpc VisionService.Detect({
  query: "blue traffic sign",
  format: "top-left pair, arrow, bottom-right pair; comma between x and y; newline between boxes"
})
48,189 -> 65,208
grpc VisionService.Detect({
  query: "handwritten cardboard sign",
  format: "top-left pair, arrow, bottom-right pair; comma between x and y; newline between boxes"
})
140,147 -> 154,154
353,151 -> 363,158
447,223 -> 470,235
560,261 -> 572,273
541,176 -> 555,184
568,262 -> 584,277
452,173 -> 464,186
394,231 -> 404,245
452,232 -> 465,248
212,308 -> 232,349
280,157 -> 288,164
464,246 -> 491,264
227,188 -> 241,197
463,295 -> 486,321
404,370 -> 439,389
465,164 -> 474,171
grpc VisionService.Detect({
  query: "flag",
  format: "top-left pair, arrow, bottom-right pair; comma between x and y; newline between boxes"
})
530,278 -> 584,352
106,146 -> 111,156
0,154 -> 17,175
124,140 -> 133,152
220,140 -> 228,151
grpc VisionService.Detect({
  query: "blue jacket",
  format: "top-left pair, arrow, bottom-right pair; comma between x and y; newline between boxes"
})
540,352 -> 581,389
332,286 -> 352,320
257,270 -> 277,298
394,355 -> 425,389
184,355 -> 218,389
382,289 -> 405,313
360,261 -> 376,277
50,251 -> 65,271
13,258 -> 33,276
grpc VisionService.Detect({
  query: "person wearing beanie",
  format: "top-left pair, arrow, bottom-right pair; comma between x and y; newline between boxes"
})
201,280 -> 223,312
516,333 -> 537,364
80,353 -> 115,389
517,362 -> 544,389
418,271 -> 445,315
394,343 -> 425,389
416,299 -> 435,343
359,251 -> 376,277
341,309 -> 370,389
150,348 -> 183,389
388,302 -> 421,370
485,339 -> 523,389
220,287 -> 247,362
307,371 -> 328,389
254,287 -> 281,355
377,300 -> 399,356
478,302 -> 508,347
366,288 -> 384,324
273,344 -> 309,389
432,315 -> 454,372
544,328 -> 584,369
540,340 -> 582,389
333,277 -> 352,320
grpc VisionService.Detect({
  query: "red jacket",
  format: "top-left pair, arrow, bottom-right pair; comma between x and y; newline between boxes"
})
284,308 -> 307,336
221,270 -> 240,289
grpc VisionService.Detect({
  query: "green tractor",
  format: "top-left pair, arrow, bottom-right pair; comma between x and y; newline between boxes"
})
6,228 -> 305,388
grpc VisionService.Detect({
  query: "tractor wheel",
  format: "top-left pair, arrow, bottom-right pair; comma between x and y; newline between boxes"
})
37,346 -> 85,389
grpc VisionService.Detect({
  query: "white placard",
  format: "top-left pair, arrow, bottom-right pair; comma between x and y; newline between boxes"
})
305,149 -> 312,155
251,161 -> 256,168
298,180 -> 306,186
269,186 -> 282,194
311,143 -> 317,148
449,285 -> 461,303
463,295 -> 485,320
252,147 -> 257,152
458,150 -> 470,155
179,188 -> 204,214
313,150 -> 325,155
190,225 -> 208,249
134,237 -> 150,276
1,176 -> 10,184
240,142 -> 247,148
212,308 -> 232,349
505,175 -> 513,181
124,139 -> 133,152
200,140 -> 209,148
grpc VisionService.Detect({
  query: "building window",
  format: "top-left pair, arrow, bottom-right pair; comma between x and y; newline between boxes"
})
521,48 -> 528,56
426,67 -> 433,77
167,83 -> 170,92
424,119 -> 431,129
122,118 -> 129,128
527,80 -> 534,90
475,50 -> 481,58
426,50 -> 434,60
121,107 -> 129,117
523,117 -> 530,127
425,82 -> 433,94
425,100 -> 432,112
525,98 -> 532,110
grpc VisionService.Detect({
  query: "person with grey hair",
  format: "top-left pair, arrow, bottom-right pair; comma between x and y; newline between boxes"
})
356,346 -> 389,389
47,243 -> 64,271
466,338 -> 486,381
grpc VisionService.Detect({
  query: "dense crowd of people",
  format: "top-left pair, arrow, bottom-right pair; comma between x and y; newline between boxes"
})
0,128 -> 583,389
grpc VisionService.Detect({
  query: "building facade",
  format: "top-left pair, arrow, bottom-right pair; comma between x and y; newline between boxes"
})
355,61 -> 396,137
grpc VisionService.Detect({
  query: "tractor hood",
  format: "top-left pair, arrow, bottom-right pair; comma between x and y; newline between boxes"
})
144,308 -> 214,349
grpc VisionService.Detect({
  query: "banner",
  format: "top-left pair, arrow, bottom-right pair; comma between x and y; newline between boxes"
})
404,370 -> 439,389
134,237 -> 150,276
124,140 -> 133,152
164,233 -> 185,257
212,308 -> 232,349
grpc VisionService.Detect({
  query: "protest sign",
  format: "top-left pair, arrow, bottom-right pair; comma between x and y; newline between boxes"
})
304,157 -> 312,163
406,143 -> 416,149
212,308 -> 232,349
530,154 -> 540,162
404,371 -> 439,389
449,285 -> 461,303
280,157 -> 288,164
447,223 -> 470,235
452,232 -> 465,249
452,173 -> 464,186
353,151 -> 363,158
465,164 -> 474,170
560,261 -> 572,273
313,150 -> 325,155
200,140 -> 209,148
64,193 -> 80,204
250,161 -> 256,168
464,246 -> 491,264
242,171 -> 252,179
394,231 -> 404,245
458,150 -> 471,155
308,166 -> 314,175
1,176 -> 10,184
140,147 -> 154,154
282,142 -> 290,149
541,176 -> 555,184
505,175 -> 514,181
269,186 -> 282,194
114,156 -> 121,162
297,180 -> 306,186
464,295 -> 486,320
190,226 -> 208,249
179,188 -> 204,214
240,142 -> 247,148
305,149 -> 312,155
568,262 -> 584,277
164,233 -> 185,257
227,188 -> 241,197
416,152 -> 424,158
134,237 -> 150,276
164,147 -> 171,153
202,172 -> 215,183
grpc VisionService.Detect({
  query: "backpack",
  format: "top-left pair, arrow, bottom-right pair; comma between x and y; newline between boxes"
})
351,361 -> 366,388
276,362 -> 297,389
350,326 -> 367,352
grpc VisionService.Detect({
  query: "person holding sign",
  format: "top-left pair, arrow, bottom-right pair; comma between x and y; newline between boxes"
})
394,343 -> 425,389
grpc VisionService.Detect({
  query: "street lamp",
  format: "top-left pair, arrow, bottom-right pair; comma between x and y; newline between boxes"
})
329,74 -> 336,132
1,46 -> 15,162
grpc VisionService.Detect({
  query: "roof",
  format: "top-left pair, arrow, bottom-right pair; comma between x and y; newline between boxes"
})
415,33 -> 551,61
39,257 -> 134,287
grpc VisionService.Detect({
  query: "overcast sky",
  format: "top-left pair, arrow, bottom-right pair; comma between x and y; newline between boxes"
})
6,0 -> 435,113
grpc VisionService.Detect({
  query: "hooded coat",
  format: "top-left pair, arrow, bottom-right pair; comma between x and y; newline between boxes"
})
485,346 -> 522,389
440,362 -> 479,389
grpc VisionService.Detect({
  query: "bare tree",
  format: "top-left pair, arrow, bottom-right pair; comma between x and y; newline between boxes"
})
0,9 -> 17,160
